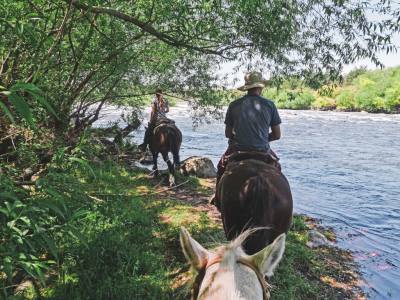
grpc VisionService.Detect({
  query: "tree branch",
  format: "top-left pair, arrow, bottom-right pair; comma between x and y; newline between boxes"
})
69,0 -> 229,56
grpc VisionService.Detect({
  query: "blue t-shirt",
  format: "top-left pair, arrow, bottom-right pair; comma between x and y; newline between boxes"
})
224,95 -> 281,150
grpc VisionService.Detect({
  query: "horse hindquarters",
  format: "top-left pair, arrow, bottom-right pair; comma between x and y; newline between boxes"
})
220,166 -> 293,255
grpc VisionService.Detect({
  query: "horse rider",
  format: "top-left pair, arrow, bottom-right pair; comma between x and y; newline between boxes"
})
138,88 -> 174,152
212,71 -> 282,207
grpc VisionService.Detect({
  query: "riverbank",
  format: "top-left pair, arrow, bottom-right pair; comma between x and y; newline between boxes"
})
2,142 -> 365,299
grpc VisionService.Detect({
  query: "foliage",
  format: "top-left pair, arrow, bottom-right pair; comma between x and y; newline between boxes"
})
0,83 -> 58,129
264,88 -> 316,110
345,66 -> 368,85
259,66 -> 400,113
1,0 -> 399,137
0,170 -> 89,298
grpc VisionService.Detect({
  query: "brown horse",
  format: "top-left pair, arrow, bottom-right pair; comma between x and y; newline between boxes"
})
149,122 -> 182,186
216,153 -> 293,254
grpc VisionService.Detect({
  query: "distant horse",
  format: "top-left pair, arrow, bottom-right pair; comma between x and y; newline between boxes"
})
216,152 -> 293,254
149,122 -> 182,186
180,227 -> 286,300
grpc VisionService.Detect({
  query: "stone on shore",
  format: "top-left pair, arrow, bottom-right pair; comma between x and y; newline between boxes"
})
180,156 -> 217,178
306,230 -> 332,248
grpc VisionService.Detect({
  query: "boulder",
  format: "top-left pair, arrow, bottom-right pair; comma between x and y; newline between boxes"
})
180,156 -> 217,178
306,230 -> 332,248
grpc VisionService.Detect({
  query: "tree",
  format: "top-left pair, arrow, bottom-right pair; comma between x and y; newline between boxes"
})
1,0 -> 399,138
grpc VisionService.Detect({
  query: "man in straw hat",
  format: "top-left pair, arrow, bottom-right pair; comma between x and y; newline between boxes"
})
138,88 -> 173,152
211,71 -> 282,208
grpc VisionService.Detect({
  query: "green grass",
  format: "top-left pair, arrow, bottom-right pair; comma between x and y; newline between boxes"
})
7,159 -> 359,299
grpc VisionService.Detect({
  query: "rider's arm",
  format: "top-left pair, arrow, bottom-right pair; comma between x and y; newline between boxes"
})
150,102 -> 157,123
225,124 -> 234,139
269,124 -> 281,142
164,99 -> 169,113
224,104 -> 234,139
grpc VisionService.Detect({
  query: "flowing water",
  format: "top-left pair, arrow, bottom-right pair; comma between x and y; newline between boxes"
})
97,103 -> 400,299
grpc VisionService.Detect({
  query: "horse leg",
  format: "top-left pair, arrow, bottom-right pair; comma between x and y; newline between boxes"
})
162,152 -> 175,186
152,151 -> 159,177
172,151 -> 180,170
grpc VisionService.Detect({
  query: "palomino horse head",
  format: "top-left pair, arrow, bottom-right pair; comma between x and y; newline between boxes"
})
180,227 -> 286,300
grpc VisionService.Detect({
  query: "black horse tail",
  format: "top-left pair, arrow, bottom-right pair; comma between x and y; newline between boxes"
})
167,126 -> 180,164
240,175 -> 274,253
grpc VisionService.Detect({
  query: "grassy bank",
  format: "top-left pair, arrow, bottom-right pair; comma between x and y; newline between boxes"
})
1,146 -> 364,299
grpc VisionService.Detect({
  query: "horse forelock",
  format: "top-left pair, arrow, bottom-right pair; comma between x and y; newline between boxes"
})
195,230 -> 269,300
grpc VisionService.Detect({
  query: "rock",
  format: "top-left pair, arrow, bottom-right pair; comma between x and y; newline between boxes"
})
306,230 -> 332,248
180,156 -> 217,178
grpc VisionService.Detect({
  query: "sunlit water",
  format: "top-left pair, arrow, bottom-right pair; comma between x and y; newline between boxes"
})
96,103 -> 400,299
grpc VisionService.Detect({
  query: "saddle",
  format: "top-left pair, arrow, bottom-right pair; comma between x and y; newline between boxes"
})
153,118 -> 175,134
226,151 -> 280,170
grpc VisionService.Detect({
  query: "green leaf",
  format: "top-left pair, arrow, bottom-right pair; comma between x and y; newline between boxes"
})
69,157 -> 96,178
68,226 -> 88,247
10,82 -> 41,94
31,93 -> 59,119
0,100 -> 15,123
39,200 -> 65,220
3,256 -> 13,281
8,92 -> 35,129
40,233 -> 59,260
10,82 -> 59,120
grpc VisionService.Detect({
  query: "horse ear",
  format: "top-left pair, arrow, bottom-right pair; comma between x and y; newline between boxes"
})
248,233 -> 286,277
180,227 -> 209,271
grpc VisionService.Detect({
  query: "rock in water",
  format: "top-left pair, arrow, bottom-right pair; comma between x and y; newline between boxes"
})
180,156 -> 217,178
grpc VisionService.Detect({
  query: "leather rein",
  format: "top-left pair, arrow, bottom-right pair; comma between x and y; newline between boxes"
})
192,256 -> 269,300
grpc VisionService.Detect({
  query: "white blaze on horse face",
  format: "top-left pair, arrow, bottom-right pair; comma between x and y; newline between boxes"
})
248,233 -> 286,277
180,227 -> 209,270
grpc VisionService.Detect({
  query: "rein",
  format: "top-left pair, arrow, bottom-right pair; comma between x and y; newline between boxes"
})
192,256 -> 269,300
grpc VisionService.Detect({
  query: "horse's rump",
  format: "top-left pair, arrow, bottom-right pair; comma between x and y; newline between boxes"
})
217,159 -> 292,254
152,123 -> 182,151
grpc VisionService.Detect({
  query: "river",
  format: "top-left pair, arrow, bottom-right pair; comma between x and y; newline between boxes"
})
97,102 -> 400,299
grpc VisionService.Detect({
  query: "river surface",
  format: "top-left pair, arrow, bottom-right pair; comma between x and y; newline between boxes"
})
96,103 -> 400,299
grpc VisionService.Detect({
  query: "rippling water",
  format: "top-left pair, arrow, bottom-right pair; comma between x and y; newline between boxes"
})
97,103 -> 400,299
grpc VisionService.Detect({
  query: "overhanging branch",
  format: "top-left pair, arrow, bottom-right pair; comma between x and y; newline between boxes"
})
69,0 -> 230,56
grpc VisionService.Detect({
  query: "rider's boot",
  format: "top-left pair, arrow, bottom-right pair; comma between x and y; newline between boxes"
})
138,125 -> 153,152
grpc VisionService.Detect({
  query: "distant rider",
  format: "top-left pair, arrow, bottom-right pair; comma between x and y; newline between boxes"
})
138,89 -> 173,152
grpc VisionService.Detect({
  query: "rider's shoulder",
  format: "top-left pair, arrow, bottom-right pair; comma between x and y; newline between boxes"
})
257,96 -> 277,108
229,96 -> 247,107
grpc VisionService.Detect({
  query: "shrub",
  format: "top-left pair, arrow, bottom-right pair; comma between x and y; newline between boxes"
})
383,87 -> 400,112
311,96 -> 337,110
336,89 -> 356,111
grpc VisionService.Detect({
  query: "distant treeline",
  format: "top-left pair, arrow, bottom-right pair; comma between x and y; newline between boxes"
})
261,66 -> 400,113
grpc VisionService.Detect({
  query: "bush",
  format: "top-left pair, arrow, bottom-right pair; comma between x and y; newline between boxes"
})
336,89 -> 356,111
384,87 -> 400,112
311,96 -> 337,110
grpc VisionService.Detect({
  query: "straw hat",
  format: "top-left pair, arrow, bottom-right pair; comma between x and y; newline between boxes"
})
237,71 -> 270,91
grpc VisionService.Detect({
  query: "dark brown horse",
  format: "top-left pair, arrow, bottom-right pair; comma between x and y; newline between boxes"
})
149,122 -> 182,186
216,153 -> 293,254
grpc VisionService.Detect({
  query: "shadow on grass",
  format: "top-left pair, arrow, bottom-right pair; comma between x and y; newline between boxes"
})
42,162 -> 223,300
39,161 -> 362,300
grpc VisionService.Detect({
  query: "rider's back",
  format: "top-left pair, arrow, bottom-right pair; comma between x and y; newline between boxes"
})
225,95 -> 281,151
